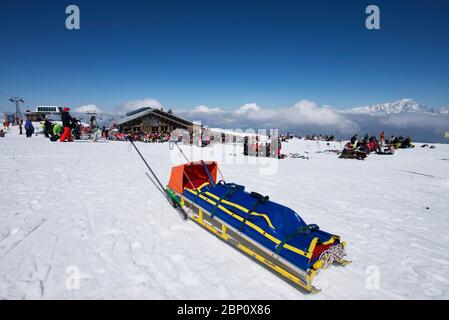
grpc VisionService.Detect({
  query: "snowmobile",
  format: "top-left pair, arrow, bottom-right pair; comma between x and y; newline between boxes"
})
165,161 -> 350,293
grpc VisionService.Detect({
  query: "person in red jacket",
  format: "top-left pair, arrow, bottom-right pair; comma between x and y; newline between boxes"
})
379,131 -> 385,150
59,107 -> 73,142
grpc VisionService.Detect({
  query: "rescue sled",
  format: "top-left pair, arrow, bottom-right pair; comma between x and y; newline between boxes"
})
165,161 -> 349,293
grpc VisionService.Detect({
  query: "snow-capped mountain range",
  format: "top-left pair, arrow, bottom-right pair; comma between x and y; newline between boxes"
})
342,98 -> 448,115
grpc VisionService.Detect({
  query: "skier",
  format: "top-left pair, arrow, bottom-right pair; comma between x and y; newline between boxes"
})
43,118 -> 52,138
270,136 -> 277,158
350,134 -> 358,147
60,107 -> 74,142
363,133 -> 369,143
390,135 -> 396,144
265,142 -> 271,157
90,116 -> 97,131
24,115 -> 34,138
4,120 -> 10,132
277,137 -> 282,159
403,136 -> 413,148
243,136 -> 249,156
92,128 -> 100,142
19,119 -> 23,135
50,123 -> 62,141
72,118 -> 81,140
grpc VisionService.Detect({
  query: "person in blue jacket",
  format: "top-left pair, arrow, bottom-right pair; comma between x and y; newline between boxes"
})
24,115 -> 34,138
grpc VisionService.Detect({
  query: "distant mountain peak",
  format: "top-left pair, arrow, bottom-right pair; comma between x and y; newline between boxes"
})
438,106 -> 449,114
343,99 -> 431,114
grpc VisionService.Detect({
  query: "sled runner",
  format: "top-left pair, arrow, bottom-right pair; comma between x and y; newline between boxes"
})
165,161 -> 349,293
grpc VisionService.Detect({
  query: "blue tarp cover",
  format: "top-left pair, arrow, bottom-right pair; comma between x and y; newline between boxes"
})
183,182 -> 339,271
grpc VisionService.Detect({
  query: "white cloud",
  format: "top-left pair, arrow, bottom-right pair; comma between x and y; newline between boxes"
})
235,103 -> 261,114
232,100 -> 359,133
287,100 -> 356,132
74,104 -> 102,113
118,98 -> 162,113
378,113 -> 449,130
79,97 -> 449,142
194,105 -> 223,113
100,96 -> 449,142
341,112 -> 449,142
175,100 -> 359,134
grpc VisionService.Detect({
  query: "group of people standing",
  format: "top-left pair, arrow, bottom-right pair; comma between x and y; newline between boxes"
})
6,116 -> 35,137
3,109 -> 113,143
243,136 -> 282,159
39,107 -> 78,142
40,109 -> 109,142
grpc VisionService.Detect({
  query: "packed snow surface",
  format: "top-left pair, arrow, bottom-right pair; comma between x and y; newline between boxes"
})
1,126 -> 449,299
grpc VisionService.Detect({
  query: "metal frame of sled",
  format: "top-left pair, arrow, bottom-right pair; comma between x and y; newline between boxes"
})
129,140 -> 350,293
165,161 -> 350,293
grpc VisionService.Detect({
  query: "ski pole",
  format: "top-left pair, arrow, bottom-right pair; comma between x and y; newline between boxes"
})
129,137 -> 165,192
145,172 -> 165,196
169,140 -> 190,162
129,137 -> 188,220
170,139 -> 227,183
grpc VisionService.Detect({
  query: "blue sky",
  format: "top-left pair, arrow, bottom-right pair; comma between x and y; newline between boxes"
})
1,0 -> 449,112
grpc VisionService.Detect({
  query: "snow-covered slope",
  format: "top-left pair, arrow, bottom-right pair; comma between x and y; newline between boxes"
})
1,128 -> 449,299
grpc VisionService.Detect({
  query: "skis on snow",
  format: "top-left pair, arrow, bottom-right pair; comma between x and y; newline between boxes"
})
129,138 -> 188,220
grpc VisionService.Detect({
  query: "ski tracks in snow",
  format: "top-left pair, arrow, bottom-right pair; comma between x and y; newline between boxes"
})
1,131 -> 449,299
0,219 -> 47,259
